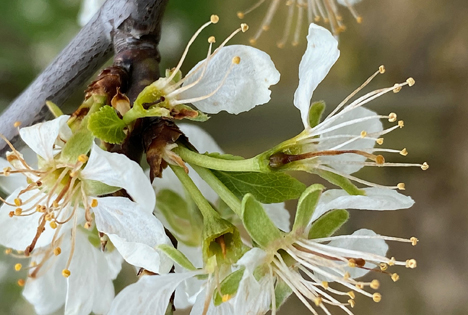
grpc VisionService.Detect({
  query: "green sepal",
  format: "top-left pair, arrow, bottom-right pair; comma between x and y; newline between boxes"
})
308,101 -> 326,128
203,215 -> 245,264
157,244 -> 197,271
314,169 -> 365,196
46,101 -> 64,118
83,179 -> 120,196
212,170 -> 306,204
213,268 -> 245,306
292,184 -> 324,234
172,104 -> 210,122
241,194 -> 282,249
308,209 -> 349,239
60,127 -> 94,164
165,69 -> 182,83
206,153 -> 245,160
274,277 -> 293,309
88,106 -> 127,144
156,189 -> 202,247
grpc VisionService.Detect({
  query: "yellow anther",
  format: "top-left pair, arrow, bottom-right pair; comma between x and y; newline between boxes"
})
31,261 -> 37,267
314,296 -> 322,306
393,84 -> 402,93
388,112 -> 397,122
398,120 -> 404,128
406,259 -> 417,269
406,77 -> 415,86
410,237 -> 419,246
344,272 -> 351,280
241,23 -> 249,32
222,294 -> 231,302
373,292 -> 382,303
391,273 -> 400,282
380,263 -> 388,271
421,162 -> 429,170
3,167 -> 11,176
5,248 -> 12,255
400,148 -> 408,156
360,131 -> 367,138
9,211 -> 14,218
210,15 -> 219,24
50,221 -> 58,229
322,281 -> 329,289
14,121 -> 22,128
388,257 -> 396,266
292,41 -> 299,47
356,283 -> 364,289
84,222 -> 92,229
314,16 -> 321,22
232,56 -> 241,64
262,25 -> 270,31
376,138 -> 384,145
237,12 -> 245,19
14,198 -> 22,206
375,155 -> 385,165
17,279 -> 25,287
356,16 -> 363,24
62,269 -> 71,278
348,259 -> 357,268
14,263 -> 22,271
78,154 -> 88,163
54,247 -> 62,256
348,299 -> 356,308
397,183 -> 406,190
370,279 -> 380,290
45,213 -> 54,221
277,42 -> 285,49
208,36 -> 216,43
379,65 -> 386,74
348,291 -> 356,299
69,171 -> 78,178
249,38 -> 257,45
52,201 -> 59,208
15,208 -> 22,216
91,199 -> 98,208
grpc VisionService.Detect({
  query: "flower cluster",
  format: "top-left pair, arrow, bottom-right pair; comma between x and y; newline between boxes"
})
0,11 -> 427,315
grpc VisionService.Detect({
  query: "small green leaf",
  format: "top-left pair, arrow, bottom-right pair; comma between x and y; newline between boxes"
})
46,101 -> 64,118
213,268 -> 245,306
275,277 -> 293,309
212,170 -> 306,204
241,194 -> 282,249
88,106 -> 127,144
292,184 -> 324,234
314,169 -> 365,196
60,127 -> 94,164
157,244 -> 197,271
308,101 -> 326,128
308,209 -> 349,239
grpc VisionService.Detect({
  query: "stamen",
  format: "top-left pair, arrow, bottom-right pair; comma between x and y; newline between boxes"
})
15,263 -> 22,271
397,183 -> 405,190
17,279 -> 25,287
50,221 -> 58,229
410,237 -> 419,246
406,259 -> 417,269
391,273 -> 400,282
77,154 -> 88,163
372,292 -> 382,303
421,162 -> 429,170
370,279 -> 380,290
54,247 -> 62,256
14,121 -> 21,128
400,148 -> 408,156
62,269 -> 71,278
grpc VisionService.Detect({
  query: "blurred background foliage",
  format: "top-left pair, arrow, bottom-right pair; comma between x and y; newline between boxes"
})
0,0 -> 467,314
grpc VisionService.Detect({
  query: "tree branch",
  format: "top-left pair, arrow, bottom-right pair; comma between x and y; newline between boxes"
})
0,0 -> 167,155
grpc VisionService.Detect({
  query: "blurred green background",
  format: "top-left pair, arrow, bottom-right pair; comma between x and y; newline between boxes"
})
0,0 -> 466,314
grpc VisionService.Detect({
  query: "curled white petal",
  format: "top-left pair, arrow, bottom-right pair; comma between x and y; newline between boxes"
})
263,202 -> 291,232
179,45 -> 280,114
293,24 -> 340,128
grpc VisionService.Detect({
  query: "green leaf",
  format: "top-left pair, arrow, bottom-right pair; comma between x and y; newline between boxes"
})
156,189 -> 202,246
241,194 -> 282,249
292,184 -> 324,234
308,209 -> 349,239
308,101 -> 326,128
275,277 -> 293,309
88,106 -> 127,144
157,244 -> 197,271
314,169 -> 365,196
212,170 -> 306,204
60,127 -> 94,164
213,268 -> 245,306
46,101 -> 64,118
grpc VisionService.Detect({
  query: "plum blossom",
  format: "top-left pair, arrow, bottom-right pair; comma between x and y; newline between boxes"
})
0,116 -> 172,313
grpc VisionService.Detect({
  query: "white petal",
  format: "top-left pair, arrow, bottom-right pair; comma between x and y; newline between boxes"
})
328,229 -> 388,278
318,107 -> 383,174
93,197 -> 173,273
237,248 -> 267,272
108,271 -> 200,315
0,159 -> 26,195
337,0 -> 361,5
23,240 -> 69,314
179,123 -> 223,154
19,115 -> 71,162
190,288 -> 233,315
293,24 -> 340,129
179,45 -> 280,114
105,248 -> 124,280
0,188 -> 70,250
311,187 -> 414,223
233,273 -> 272,315
65,231 -> 114,315
81,143 -> 155,211
263,202 -> 291,232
